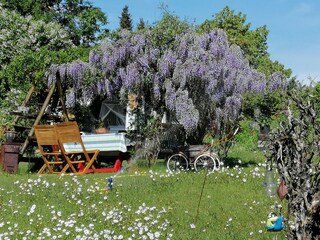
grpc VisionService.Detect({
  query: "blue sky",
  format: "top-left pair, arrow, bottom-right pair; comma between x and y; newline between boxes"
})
92,0 -> 320,84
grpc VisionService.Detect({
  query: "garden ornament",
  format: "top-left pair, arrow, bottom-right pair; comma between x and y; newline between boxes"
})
107,177 -> 113,191
266,208 -> 284,231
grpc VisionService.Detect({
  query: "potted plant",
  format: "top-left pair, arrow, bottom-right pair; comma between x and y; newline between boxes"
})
94,119 -> 109,134
2,125 -> 17,142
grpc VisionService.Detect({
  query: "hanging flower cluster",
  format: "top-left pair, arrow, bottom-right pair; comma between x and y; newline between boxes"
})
48,29 -> 287,135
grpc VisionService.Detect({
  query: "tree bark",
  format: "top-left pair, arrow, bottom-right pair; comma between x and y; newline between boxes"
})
266,93 -> 320,240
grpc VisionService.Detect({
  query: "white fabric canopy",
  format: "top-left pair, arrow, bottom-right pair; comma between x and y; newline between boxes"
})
99,101 -> 126,132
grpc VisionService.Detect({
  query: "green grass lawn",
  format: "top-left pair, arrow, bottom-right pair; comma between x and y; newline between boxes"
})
0,144 -> 287,240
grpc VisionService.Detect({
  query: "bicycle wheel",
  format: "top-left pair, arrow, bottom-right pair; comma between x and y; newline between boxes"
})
194,153 -> 217,172
209,152 -> 221,170
167,153 -> 188,172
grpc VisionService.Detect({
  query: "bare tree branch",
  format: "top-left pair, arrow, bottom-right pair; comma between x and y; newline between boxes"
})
265,92 -> 320,239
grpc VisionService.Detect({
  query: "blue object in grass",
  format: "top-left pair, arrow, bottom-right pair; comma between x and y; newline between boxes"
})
266,216 -> 284,231
107,177 -> 113,191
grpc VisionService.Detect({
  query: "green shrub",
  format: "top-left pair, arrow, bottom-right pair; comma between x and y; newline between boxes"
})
234,120 -> 259,151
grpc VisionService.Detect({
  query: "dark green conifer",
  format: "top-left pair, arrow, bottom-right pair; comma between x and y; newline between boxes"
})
119,5 -> 133,31
137,18 -> 146,30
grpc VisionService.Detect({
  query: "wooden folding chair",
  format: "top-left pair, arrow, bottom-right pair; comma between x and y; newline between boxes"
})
34,125 -> 68,175
55,121 -> 99,175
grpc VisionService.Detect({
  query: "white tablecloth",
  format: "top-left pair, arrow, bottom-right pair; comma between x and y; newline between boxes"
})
63,133 -> 127,153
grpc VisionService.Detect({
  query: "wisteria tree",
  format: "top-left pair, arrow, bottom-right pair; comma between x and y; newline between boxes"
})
48,29 -> 287,157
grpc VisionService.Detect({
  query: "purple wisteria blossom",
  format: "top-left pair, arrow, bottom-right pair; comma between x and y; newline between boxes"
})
175,89 -> 199,132
89,50 -> 101,66
268,71 -> 287,91
153,74 -> 161,103
47,29 -> 287,139
164,80 -> 176,111
65,88 -> 76,108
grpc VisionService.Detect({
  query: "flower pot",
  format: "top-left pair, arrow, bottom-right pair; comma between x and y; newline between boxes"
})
4,131 -> 17,142
94,128 -> 108,134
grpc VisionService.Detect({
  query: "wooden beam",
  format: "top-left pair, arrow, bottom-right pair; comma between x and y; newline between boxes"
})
22,83 -> 36,107
56,74 -> 69,122
20,82 -> 56,155
13,84 -> 35,125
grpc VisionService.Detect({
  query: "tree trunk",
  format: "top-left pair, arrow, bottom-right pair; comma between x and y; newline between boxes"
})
265,93 -> 320,240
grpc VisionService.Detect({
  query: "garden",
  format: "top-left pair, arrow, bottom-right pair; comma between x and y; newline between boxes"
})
0,2 -> 319,239
0,137 -> 287,240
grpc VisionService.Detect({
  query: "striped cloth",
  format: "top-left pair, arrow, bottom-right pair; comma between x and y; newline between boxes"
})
63,133 -> 127,153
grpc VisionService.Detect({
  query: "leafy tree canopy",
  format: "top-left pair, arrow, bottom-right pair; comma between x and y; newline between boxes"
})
1,46 -> 90,90
197,6 -> 291,77
151,11 -> 191,52
0,3 -> 92,125
0,3 -> 75,96
0,4 -> 73,67
0,0 -> 108,46
0,0 -> 56,19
